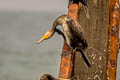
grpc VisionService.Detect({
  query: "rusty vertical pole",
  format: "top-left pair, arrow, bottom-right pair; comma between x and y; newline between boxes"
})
107,0 -> 119,80
58,3 -> 80,79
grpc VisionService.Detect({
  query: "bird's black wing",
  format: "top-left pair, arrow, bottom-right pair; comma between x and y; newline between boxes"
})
67,19 -> 84,39
67,19 -> 90,66
67,19 -> 88,48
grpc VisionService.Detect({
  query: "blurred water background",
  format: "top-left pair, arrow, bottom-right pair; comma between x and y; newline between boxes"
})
0,0 -> 119,80
0,11 -> 66,80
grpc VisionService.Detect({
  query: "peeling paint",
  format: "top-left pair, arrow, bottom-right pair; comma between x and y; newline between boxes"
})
109,39 -> 111,42
93,0 -> 97,4
99,56 -> 102,60
107,77 -> 109,80
92,62 -> 94,64
87,77 -> 91,80
104,18 -> 107,21
100,71 -> 103,73
104,49 -> 106,52
94,75 -> 101,80
99,65 -> 102,68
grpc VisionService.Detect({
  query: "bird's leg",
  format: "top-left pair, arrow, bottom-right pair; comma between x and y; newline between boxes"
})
73,48 -> 76,53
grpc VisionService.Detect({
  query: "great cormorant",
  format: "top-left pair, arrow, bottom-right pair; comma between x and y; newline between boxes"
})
37,15 -> 91,66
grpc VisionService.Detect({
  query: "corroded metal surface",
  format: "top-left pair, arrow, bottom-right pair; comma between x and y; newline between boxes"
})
107,1 -> 119,80
59,3 -> 79,79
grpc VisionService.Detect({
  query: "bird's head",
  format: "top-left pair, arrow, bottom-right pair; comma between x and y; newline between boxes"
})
37,15 -> 71,44
37,29 -> 55,44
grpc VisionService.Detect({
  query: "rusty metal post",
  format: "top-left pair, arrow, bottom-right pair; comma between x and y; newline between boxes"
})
107,0 -> 119,80
58,3 -> 80,79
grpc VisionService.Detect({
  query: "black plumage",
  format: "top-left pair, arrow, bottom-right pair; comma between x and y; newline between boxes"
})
69,0 -> 87,6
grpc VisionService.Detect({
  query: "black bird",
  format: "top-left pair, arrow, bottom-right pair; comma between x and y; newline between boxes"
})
40,74 -> 57,80
37,15 -> 91,66
69,0 -> 90,19
69,0 -> 87,5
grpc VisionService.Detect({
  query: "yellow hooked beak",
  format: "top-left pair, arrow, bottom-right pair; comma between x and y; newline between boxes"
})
37,32 -> 50,44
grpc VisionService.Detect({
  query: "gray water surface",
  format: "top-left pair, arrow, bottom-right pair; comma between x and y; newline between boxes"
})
0,11 -> 64,80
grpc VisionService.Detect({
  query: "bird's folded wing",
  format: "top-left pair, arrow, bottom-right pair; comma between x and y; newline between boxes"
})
67,19 -> 83,39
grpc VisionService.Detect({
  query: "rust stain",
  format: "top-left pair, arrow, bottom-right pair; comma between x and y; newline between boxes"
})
107,0 -> 119,80
110,60 -> 115,68
68,4 -> 79,20
59,3 -> 79,79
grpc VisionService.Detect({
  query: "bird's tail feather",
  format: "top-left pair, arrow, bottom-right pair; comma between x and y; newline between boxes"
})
79,49 -> 91,67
